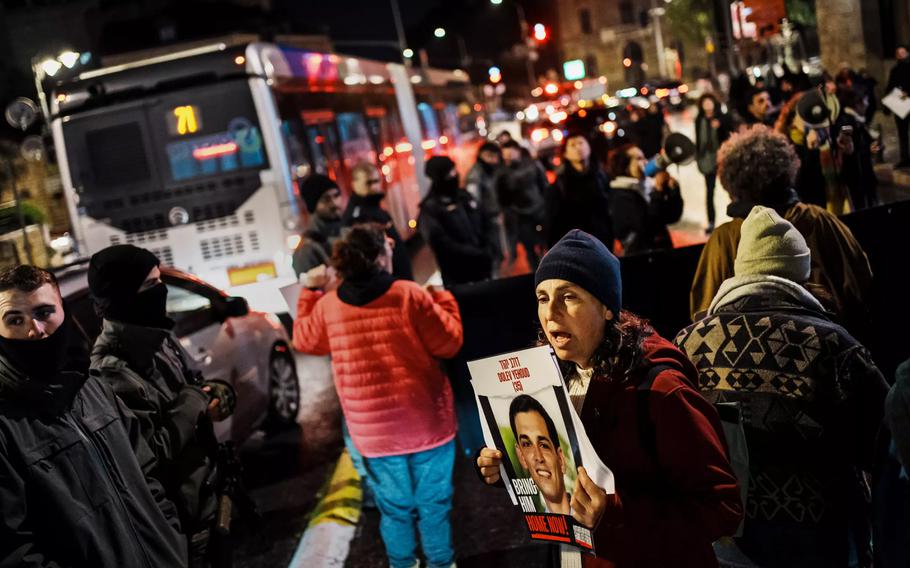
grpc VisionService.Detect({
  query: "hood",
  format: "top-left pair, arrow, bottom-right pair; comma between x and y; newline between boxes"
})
337,270 -> 396,307
91,319 -> 171,375
707,274 -> 826,317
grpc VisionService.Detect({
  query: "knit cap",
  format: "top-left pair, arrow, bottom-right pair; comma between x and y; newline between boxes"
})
735,205 -> 811,282
535,230 -> 621,316
299,174 -> 339,214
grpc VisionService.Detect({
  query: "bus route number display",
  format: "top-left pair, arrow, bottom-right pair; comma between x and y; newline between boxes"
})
167,105 -> 203,136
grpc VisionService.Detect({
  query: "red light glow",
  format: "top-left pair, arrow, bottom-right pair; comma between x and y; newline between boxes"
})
192,142 -> 238,160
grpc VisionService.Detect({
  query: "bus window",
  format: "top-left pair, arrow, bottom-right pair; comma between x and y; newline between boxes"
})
336,112 -> 377,169
303,122 -> 342,181
375,106 -> 419,237
417,102 -> 441,147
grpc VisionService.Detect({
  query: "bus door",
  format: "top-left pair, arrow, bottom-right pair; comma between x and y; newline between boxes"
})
300,109 -> 344,188
365,105 -> 418,237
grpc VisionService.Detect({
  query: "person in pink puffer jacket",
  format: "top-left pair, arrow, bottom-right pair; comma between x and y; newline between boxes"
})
293,223 -> 463,568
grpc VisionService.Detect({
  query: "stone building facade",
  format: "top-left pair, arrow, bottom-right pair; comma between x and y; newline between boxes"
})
555,0 -> 710,90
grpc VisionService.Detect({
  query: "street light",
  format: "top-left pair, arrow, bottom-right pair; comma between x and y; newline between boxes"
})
403,48 -> 414,58
434,27 -> 446,38
490,0 -> 503,4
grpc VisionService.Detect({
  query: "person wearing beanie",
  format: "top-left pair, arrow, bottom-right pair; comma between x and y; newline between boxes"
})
676,207 -> 889,568
418,156 -> 492,286
688,125 -> 873,339
477,229 -> 743,567
88,244 -> 235,567
293,173 -> 344,277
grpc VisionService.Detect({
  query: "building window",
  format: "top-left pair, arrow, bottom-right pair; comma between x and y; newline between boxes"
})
585,54 -> 598,76
579,8 -> 593,35
619,1 -> 635,25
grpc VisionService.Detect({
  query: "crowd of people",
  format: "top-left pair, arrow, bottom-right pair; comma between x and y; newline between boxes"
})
1,51 -> 909,568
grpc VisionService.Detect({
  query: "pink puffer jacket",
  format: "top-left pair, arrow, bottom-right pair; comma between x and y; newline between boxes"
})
292,280 -> 463,457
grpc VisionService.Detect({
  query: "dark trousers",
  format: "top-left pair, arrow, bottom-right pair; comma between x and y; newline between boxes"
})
897,115 -> 910,164
505,213 -> 543,271
704,172 -> 717,226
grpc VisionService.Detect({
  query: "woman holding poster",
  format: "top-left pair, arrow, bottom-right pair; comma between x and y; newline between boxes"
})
293,224 -> 463,568
476,230 -> 743,567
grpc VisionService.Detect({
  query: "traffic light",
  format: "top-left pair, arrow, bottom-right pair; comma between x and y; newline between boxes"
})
488,66 -> 502,84
533,23 -> 547,42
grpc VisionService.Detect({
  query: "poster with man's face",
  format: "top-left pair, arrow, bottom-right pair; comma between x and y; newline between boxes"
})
469,346 -> 614,552
487,391 -> 577,515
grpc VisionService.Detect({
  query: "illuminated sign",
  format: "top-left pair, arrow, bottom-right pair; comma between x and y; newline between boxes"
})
169,105 -> 202,136
192,142 -> 239,160
563,59 -> 586,81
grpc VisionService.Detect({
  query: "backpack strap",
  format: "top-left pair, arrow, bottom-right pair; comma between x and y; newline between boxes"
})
636,364 -> 672,469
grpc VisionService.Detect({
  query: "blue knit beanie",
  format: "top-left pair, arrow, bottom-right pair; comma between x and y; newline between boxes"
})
535,230 -> 622,316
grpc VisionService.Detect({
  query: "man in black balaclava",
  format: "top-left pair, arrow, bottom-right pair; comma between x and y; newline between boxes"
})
88,245 -> 233,568
887,45 -> 910,168
342,162 -> 414,280
0,265 -> 186,567
293,173 -> 344,277
418,156 -> 492,286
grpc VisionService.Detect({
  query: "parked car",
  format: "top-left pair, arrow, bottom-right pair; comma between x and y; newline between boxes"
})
55,262 -> 301,443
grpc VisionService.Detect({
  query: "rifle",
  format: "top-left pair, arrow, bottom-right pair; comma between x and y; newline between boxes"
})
211,441 -> 262,568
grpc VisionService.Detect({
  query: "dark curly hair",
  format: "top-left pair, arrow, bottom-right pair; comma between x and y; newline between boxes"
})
539,310 -> 654,383
717,125 -> 800,205
0,265 -> 59,295
330,223 -> 387,280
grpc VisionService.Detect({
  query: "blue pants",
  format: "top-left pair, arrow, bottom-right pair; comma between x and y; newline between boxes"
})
363,440 -> 455,568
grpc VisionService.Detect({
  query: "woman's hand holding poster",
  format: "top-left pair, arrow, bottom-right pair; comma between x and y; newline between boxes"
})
468,345 -> 614,553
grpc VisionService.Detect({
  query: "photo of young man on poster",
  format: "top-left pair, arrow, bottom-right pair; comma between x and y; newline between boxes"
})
510,395 -> 571,515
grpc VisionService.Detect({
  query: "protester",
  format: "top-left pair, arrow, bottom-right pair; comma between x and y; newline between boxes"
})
607,143 -> 683,255
545,134 -> 614,250
738,87 -> 773,128
837,86 -> 880,210
419,156 -> 492,286
695,93 -> 735,233
885,45 -> 910,168
477,230 -> 743,567
88,244 -> 234,567
677,206 -> 888,568
466,142 -> 508,276
293,173 -> 344,277
342,162 -> 414,280
496,140 -> 547,271
0,265 -> 187,567
775,91 -> 828,208
293,224 -> 463,568
689,125 -> 873,338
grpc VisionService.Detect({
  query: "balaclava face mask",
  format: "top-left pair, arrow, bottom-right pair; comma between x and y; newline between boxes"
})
0,313 -> 72,380
88,245 -> 173,329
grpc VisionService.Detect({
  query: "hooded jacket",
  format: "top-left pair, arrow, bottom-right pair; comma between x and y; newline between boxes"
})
0,357 -> 187,567
690,200 -> 873,336
581,333 -> 743,567
676,274 -> 888,567
418,184 -> 492,286
342,193 -> 414,281
91,319 -> 218,534
292,278 -> 463,457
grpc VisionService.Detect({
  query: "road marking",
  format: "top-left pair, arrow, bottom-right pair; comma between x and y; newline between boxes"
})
288,450 -> 362,568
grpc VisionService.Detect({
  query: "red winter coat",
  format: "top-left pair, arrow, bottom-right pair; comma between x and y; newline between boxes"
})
292,280 -> 463,458
583,333 -> 743,568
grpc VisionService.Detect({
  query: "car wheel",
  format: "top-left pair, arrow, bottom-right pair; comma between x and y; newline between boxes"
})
268,346 -> 300,426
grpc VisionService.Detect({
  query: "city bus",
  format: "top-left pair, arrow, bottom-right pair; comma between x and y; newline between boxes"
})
49,41 -> 475,313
